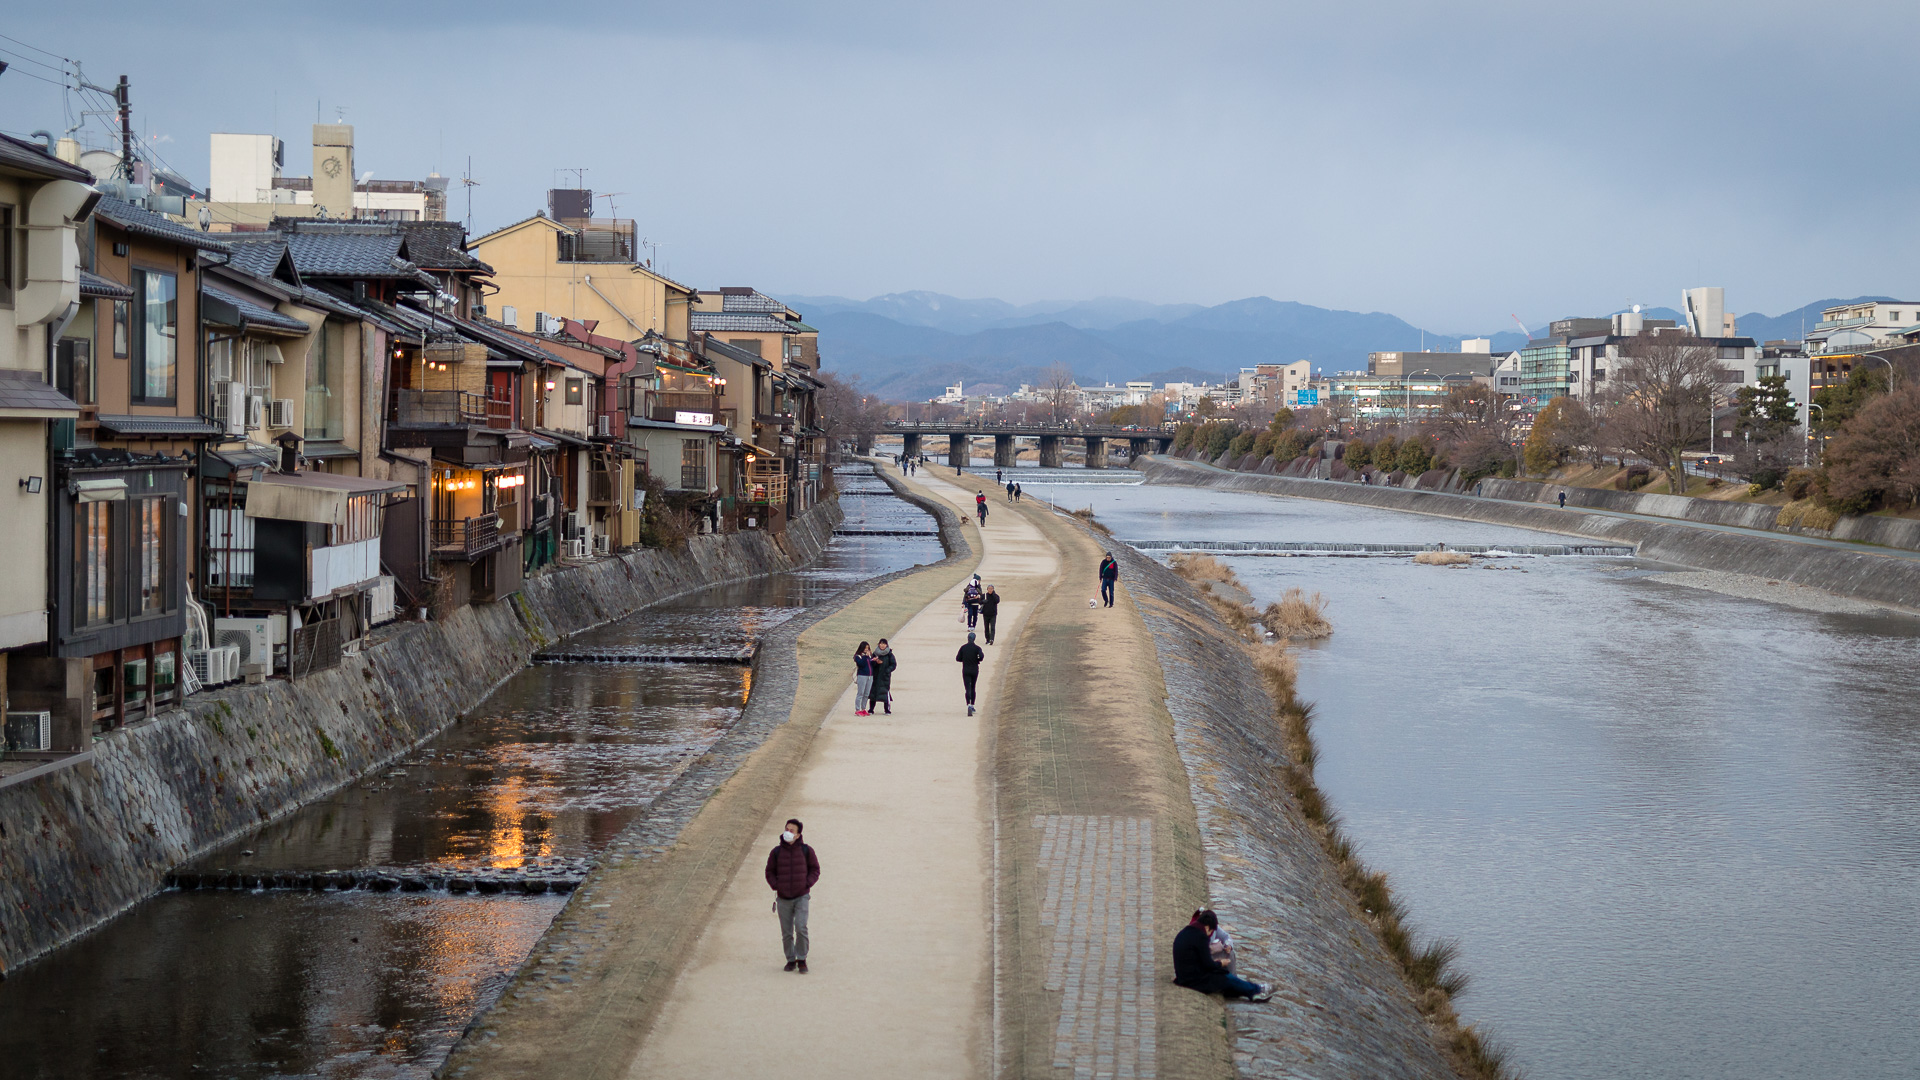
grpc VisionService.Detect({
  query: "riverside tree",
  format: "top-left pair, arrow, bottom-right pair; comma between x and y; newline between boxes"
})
1819,383 -> 1920,512
1605,333 -> 1724,494
1732,374 -> 1801,488
1523,396 -> 1594,474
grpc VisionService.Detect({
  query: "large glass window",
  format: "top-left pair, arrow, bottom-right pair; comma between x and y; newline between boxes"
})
137,497 -> 169,614
76,500 -> 114,626
305,321 -> 345,440
134,270 -> 177,402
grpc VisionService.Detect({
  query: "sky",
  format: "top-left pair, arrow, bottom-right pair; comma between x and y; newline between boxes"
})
2,1 -> 1912,333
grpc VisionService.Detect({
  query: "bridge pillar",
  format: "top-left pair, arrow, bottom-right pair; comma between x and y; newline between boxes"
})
947,434 -> 969,468
1129,437 -> 1150,460
994,435 -> 1017,468
855,432 -> 874,455
1083,437 -> 1107,468
1156,436 -> 1174,454
1038,435 -> 1062,468
902,433 -> 921,460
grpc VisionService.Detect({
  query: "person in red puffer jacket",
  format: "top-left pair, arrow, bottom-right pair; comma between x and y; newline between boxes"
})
765,818 -> 821,972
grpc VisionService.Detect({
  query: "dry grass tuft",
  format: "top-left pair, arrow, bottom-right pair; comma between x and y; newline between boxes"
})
1413,550 -> 1473,566
1068,506 -> 1114,536
1261,588 -> 1332,639
1776,500 -> 1839,531
1170,553 -> 1261,639
1168,552 -> 1235,582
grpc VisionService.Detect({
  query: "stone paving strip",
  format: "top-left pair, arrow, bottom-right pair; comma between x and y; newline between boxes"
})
1037,814 -> 1157,1080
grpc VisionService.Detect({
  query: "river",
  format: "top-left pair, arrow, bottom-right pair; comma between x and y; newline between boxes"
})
1044,471 -> 1920,1080
0,465 -> 940,1080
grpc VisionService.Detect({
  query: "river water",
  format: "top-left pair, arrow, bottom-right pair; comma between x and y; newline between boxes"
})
1056,474 -> 1920,1080
0,465 -> 940,1080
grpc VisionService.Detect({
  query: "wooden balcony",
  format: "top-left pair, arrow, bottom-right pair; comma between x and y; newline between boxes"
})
431,512 -> 501,559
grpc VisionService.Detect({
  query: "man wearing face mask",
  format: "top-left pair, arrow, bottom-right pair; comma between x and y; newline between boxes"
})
765,818 -> 821,972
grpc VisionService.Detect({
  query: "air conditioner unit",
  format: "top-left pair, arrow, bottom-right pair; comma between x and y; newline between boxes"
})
596,414 -> 612,438
215,381 -> 247,436
501,305 -> 518,329
188,648 -> 214,686
4,711 -> 52,753
246,394 -> 266,430
216,645 -> 242,684
565,537 -> 588,559
535,311 -> 561,335
269,398 -> 295,428
593,533 -> 612,555
214,618 -> 274,667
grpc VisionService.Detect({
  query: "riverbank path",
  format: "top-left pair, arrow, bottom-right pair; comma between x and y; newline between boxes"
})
624,469 -> 1060,1079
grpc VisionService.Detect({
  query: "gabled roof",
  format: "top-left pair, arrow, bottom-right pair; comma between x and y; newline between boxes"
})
466,212 -> 564,248
397,221 -> 492,274
93,195 -> 231,253
691,312 -> 799,334
283,231 -> 410,278
700,334 -> 772,370
221,236 -> 304,287
204,285 -> 312,336
0,133 -> 93,184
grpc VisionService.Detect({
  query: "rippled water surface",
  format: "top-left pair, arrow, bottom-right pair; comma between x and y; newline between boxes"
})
1088,478 -> 1920,1080
0,466 -> 938,1080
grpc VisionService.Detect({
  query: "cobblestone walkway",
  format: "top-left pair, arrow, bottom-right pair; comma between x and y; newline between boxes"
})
1037,814 -> 1157,1080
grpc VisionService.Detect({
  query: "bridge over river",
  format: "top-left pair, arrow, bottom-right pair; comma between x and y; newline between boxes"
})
861,420 -> 1175,468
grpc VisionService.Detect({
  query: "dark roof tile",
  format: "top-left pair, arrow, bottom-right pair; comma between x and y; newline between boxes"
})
0,369 -> 81,414
93,196 -> 230,252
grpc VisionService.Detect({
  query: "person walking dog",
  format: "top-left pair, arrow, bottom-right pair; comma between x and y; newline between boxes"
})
1173,909 -> 1270,1001
853,642 -> 874,716
868,639 -> 897,715
1098,552 -> 1120,607
955,632 -> 985,716
979,584 -> 1001,645
976,491 -> 989,526
765,819 -> 820,972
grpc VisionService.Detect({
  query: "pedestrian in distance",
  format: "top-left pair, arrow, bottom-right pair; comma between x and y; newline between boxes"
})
766,819 -> 820,973
956,632 -> 985,716
976,491 -> 989,526
1172,909 -> 1271,1001
1014,482 -> 1022,502
980,584 -> 1001,645
1099,552 -> 1120,607
1006,479 -> 1015,501
853,641 -> 874,716
996,468 -> 1004,483
1558,490 -> 1567,509
868,639 -> 897,715
963,575 -> 984,628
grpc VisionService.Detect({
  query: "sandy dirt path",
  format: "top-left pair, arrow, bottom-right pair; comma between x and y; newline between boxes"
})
626,469 -> 1059,1080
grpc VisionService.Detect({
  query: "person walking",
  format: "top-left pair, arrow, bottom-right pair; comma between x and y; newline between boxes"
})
979,584 -> 1001,645
868,639 -> 897,715
1006,479 -> 1015,501
976,491 -> 989,526
853,642 -> 874,716
765,819 -> 820,972
962,575 -> 983,628
1558,490 -> 1567,509
1014,482 -> 1022,502
1173,910 -> 1270,1001
1098,552 -> 1120,607
955,632 -> 985,716
996,468 -> 1004,483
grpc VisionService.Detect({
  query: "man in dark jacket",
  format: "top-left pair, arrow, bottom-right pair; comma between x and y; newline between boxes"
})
867,639 -> 897,715
1173,910 -> 1269,1000
765,818 -> 821,972
955,632 -> 985,716
979,585 -> 1001,645
1098,553 -> 1120,607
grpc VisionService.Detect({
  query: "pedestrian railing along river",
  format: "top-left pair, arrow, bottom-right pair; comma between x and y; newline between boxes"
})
1123,539 -> 1638,557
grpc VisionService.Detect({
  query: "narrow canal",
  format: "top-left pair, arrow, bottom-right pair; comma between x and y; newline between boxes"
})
0,465 -> 940,1080
1066,475 -> 1920,1080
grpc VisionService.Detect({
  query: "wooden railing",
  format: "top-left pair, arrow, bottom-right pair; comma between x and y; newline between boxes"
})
430,512 -> 501,557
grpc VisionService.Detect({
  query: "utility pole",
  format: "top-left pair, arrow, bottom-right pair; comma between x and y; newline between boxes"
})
116,76 -> 132,181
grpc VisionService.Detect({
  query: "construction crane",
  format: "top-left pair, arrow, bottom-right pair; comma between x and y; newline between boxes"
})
1510,314 -> 1534,341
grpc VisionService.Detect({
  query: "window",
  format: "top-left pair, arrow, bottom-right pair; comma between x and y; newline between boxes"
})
1892,311 -> 1902,321
0,205 -> 13,305
680,439 -> 707,491
76,500 -> 114,627
112,299 -> 130,357
565,377 -> 583,405
137,496 -> 169,614
57,337 -> 93,405
727,338 -> 762,357
133,269 -> 178,402
305,321 -> 344,440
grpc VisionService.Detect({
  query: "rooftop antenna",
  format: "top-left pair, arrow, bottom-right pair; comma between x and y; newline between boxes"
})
596,191 -> 626,218
461,156 -> 480,234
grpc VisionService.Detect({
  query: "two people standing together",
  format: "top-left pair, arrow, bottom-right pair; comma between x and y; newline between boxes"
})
852,640 -> 896,716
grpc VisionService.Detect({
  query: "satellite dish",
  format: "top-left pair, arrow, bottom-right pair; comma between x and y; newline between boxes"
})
1632,304 -> 1642,314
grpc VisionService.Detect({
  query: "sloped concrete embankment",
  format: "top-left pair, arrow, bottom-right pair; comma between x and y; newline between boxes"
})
1114,541 -> 1457,1079
0,502 -> 843,974
1138,456 -> 1920,611
1476,477 -> 1920,551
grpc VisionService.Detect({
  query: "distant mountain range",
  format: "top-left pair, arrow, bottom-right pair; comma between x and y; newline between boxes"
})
782,291 -> 1890,402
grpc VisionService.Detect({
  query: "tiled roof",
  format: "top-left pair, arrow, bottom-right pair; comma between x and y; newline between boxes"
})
0,369 -> 81,414
282,231 -> 416,278
691,312 -> 798,334
700,335 -> 771,369
93,196 -> 231,253
222,235 -> 291,280
204,285 -> 312,335
0,133 -> 93,184
396,222 -> 492,273
79,270 -> 134,300
95,414 -> 225,437
715,289 -> 787,314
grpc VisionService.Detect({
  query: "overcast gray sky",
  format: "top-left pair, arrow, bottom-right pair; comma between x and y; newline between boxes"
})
3,1 -> 1909,332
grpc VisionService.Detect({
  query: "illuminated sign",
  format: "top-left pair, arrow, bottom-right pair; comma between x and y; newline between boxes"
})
675,411 -> 714,426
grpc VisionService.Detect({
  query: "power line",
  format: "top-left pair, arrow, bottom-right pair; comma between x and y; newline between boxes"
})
1,64 -> 69,89
0,45 -> 69,76
0,32 -> 71,63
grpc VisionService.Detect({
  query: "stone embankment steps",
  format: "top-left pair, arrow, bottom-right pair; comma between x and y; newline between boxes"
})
531,646 -> 756,664
1139,456 -> 1920,611
165,866 -> 586,895
0,499 -> 845,975
1125,539 -> 1635,557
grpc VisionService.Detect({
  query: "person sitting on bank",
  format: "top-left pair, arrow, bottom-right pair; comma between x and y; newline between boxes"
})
1172,909 -> 1270,1001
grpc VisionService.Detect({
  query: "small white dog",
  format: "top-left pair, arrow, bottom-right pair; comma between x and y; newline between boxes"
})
1088,598 -> 1098,608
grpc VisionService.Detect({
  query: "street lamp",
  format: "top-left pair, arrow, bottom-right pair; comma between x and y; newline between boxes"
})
1859,352 -> 1896,389
1405,368 -> 1437,428
1803,402 -> 1823,467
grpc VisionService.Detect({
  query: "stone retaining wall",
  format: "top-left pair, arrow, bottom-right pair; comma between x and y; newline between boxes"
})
0,502 -> 843,974
1475,477 -> 1920,551
1139,457 -> 1920,611
1112,539 -> 1456,1079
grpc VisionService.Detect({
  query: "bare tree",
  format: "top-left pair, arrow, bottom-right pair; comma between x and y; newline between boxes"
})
1605,333 -> 1725,494
1043,363 -> 1079,423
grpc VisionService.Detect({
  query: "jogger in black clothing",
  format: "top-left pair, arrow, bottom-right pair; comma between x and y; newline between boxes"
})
979,585 -> 1000,645
956,633 -> 985,716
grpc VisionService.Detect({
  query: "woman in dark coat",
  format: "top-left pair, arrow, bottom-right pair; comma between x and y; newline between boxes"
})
868,638 -> 898,715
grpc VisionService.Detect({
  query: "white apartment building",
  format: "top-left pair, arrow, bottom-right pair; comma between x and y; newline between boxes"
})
1804,299 -> 1920,355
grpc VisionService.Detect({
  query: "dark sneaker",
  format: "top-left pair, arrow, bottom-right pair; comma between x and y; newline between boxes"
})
967,705 -> 975,716
796,960 -> 809,974
784,960 -> 798,972
1248,983 -> 1274,1003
